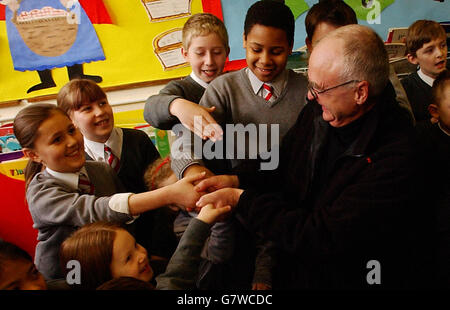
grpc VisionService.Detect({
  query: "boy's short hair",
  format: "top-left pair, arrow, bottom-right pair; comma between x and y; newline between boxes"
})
432,70 -> 450,106
57,79 -> 107,115
305,0 -> 357,40
144,156 -> 173,190
244,0 -> 295,46
182,13 -> 229,51
406,20 -> 446,56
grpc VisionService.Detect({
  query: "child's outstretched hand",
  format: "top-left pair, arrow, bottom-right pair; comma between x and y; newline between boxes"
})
169,172 -> 207,211
196,203 -> 231,225
169,99 -> 223,141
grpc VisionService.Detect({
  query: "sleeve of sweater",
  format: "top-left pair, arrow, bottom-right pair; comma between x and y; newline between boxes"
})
155,218 -> 211,290
144,80 -> 185,130
27,177 -> 133,228
170,77 -> 229,179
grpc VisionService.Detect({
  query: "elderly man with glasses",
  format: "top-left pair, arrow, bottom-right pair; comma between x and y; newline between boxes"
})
195,24 -> 432,289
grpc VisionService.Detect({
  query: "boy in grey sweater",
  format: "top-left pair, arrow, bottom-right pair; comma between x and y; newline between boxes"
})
171,1 -> 309,289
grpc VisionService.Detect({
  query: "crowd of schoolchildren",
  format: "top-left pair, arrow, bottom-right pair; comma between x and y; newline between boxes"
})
0,0 -> 449,290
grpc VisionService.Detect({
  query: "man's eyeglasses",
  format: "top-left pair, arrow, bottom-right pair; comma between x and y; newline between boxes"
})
308,80 -> 360,100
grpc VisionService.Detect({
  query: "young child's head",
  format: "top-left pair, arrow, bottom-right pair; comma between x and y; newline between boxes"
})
243,0 -> 294,83
13,103 -> 85,188
406,20 -> 447,79
431,70 -> 450,132
60,221 -> 153,290
144,156 -> 176,190
0,240 -> 47,290
305,0 -> 357,52
57,79 -> 114,143
182,13 -> 230,83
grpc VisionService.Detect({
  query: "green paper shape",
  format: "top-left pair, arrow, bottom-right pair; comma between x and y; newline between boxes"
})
344,0 -> 395,21
285,0 -> 309,20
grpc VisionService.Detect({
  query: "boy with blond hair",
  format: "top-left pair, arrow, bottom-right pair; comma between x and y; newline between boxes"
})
144,13 -> 229,138
402,20 -> 448,123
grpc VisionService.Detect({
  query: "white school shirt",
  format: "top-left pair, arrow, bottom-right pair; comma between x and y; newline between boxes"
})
417,68 -> 435,87
84,127 -> 123,163
46,166 -> 133,216
246,68 -> 288,102
190,71 -> 209,89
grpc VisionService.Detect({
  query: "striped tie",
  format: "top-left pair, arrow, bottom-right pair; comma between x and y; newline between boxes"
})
78,172 -> 95,195
263,83 -> 273,102
104,145 -> 120,172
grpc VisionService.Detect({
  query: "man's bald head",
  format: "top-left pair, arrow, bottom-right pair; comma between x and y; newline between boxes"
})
313,24 -> 389,97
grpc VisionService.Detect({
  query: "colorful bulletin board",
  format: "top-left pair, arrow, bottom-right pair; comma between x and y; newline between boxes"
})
0,0 -> 208,105
221,0 -> 450,62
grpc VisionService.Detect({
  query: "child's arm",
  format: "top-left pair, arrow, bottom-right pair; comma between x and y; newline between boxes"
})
155,204 -> 231,290
144,81 -> 187,130
127,172 -> 207,215
169,98 -> 222,141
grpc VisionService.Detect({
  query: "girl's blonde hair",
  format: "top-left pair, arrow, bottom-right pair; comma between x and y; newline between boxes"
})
59,221 -> 123,290
13,103 -> 67,189
57,79 -> 107,115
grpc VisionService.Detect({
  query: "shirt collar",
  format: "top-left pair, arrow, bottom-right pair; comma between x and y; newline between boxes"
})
190,72 -> 209,89
84,127 -> 123,162
438,122 -> 450,136
246,68 -> 288,98
417,68 -> 435,87
45,166 -> 88,191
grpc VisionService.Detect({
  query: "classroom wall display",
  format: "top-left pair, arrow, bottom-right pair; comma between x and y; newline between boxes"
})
0,0 -> 205,104
141,0 -> 192,22
221,0 -> 450,62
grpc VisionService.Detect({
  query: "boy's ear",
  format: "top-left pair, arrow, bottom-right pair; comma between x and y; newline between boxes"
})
22,148 -> 42,164
242,33 -> 247,49
181,47 -> 189,61
428,103 -> 440,120
406,53 -> 419,65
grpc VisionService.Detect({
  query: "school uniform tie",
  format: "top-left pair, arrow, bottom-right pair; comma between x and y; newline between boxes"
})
263,83 -> 273,102
78,172 -> 95,195
104,145 -> 120,172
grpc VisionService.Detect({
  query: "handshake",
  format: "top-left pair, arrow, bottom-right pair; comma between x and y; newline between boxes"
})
169,171 -> 244,225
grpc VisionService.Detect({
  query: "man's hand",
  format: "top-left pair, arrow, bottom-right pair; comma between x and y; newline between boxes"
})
196,187 -> 244,211
195,175 -> 239,193
169,99 -> 223,141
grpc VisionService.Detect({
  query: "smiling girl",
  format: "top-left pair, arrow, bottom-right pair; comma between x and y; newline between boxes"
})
13,104 -> 206,280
